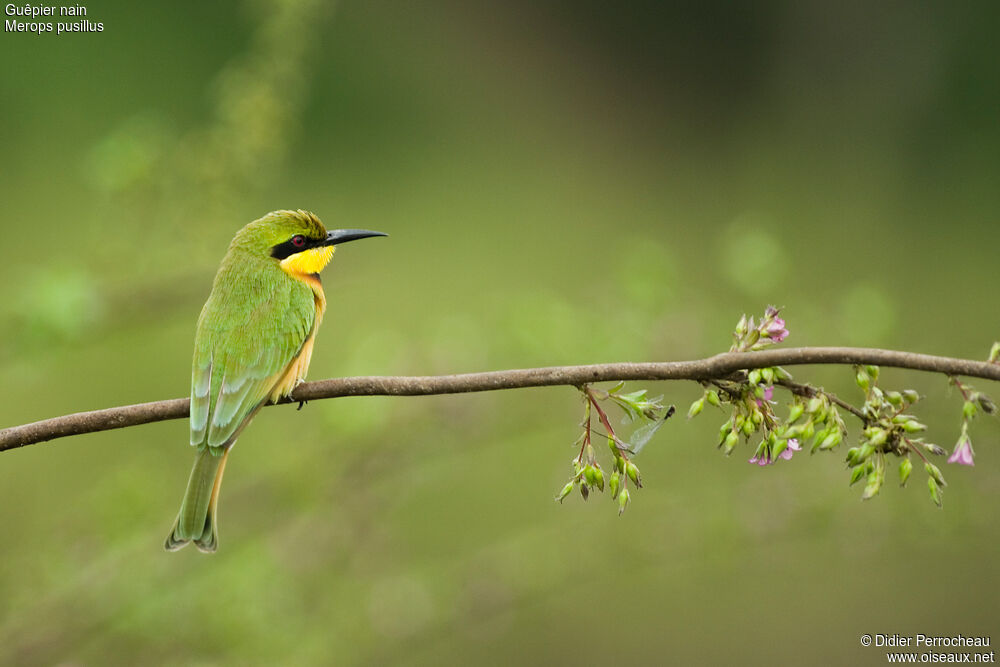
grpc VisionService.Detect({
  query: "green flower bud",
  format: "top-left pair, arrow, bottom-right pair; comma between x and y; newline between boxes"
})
849,464 -> 866,486
592,466 -> 605,492
855,371 -> 870,392
618,488 -> 630,515
735,314 -> 749,336
608,435 -> 621,460
556,482 -> 574,503
801,420 -> 815,440
748,368 -> 762,386
862,468 -> 882,500
761,368 -> 775,385
927,476 -> 942,508
772,438 -> 788,460
925,462 -> 946,487
864,365 -> 880,381
579,482 -> 590,500
845,447 -> 861,466
899,458 -> 913,487
900,420 -> 927,434
626,461 -> 642,488
866,428 -> 888,448
809,428 -> 828,453
750,409 -> 764,426
902,390 -> 920,404
787,403 -> 805,423
584,464 -> 599,488
990,342 -> 1000,363
706,390 -> 721,408
741,416 -> 755,436
745,330 -> 760,348
687,397 -> 705,419
609,471 -> 621,499
819,431 -> 841,450
963,401 -> 977,420
922,442 -> 947,457
723,431 -> 739,455
719,418 -> 734,443
885,391 -> 903,408
806,397 -> 823,414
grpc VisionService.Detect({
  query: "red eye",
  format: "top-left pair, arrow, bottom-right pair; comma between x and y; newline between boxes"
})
291,235 -> 306,248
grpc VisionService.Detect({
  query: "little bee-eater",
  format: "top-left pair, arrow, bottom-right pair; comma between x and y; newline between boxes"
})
165,210 -> 386,552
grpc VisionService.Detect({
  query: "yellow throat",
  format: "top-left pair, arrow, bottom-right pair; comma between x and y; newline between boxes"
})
279,246 -> 335,278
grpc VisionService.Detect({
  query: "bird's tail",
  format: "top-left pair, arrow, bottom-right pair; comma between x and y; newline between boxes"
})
165,447 -> 230,553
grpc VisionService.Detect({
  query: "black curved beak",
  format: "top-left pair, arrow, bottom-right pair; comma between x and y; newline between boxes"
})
323,229 -> 388,246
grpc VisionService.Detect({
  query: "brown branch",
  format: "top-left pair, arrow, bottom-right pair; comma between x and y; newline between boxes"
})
775,378 -> 868,422
2,347 -> 998,453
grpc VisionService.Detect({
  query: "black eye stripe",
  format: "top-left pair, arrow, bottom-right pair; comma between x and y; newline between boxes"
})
271,235 -> 319,260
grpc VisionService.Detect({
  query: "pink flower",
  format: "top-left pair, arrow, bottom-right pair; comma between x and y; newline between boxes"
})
755,386 -> 775,409
948,434 -> 975,466
763,317 -> 788,342
779,438 -> 801,461
749,438 -> 800,466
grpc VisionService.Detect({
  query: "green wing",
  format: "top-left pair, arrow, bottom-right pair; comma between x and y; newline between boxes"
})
189,259 -> 316,451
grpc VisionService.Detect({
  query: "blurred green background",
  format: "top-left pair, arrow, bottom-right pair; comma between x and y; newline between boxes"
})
2,1 -> 999,664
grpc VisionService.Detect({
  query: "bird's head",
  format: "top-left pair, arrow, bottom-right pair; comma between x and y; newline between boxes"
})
234,210 -> 386,277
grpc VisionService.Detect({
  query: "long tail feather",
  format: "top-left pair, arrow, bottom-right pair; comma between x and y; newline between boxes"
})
165,447 -> 230,553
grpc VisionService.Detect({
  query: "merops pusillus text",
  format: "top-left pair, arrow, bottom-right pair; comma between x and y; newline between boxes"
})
165,210 -> 386,552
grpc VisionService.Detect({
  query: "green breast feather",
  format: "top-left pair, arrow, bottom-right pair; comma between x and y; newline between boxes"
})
189,251 -> 316,451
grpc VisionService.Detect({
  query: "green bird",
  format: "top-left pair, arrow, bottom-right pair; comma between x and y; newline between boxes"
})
165,210 -> 386,552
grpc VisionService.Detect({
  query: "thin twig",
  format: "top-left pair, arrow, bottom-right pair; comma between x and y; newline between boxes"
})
2,347 -> 998,452
775,378 -> 868,422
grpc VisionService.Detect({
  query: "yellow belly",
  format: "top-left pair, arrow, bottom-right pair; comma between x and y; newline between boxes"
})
269,264 -> 328,403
